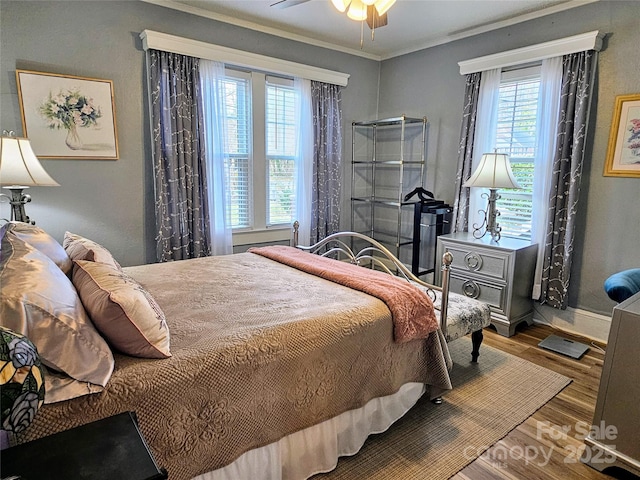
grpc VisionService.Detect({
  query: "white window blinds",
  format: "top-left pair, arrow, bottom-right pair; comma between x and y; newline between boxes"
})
222,76 -> 252,229
266,80 -> 297,226
494,72 -> 540,240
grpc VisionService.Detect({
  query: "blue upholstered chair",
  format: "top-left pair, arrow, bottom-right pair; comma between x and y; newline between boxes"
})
604,268 -> 640,303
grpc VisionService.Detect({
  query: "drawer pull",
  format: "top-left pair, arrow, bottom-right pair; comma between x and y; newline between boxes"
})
462,280 -> 481,299
464,252 -> 483,271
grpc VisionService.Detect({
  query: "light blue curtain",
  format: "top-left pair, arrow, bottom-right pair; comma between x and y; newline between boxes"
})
200,60 -> 233,255
531,57 -> 562,299
294,77 -> 313,247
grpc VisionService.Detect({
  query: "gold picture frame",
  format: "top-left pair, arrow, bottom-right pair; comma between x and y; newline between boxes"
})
603,93 -> 640,177
16,69 -> 119,160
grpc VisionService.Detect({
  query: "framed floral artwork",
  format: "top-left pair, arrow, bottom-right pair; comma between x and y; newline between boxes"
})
604,93 -> 640,177
16,70 -> 119,159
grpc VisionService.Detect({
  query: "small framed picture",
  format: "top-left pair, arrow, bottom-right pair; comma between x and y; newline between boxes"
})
603,93 -> 640,177
16,70 -> 119,160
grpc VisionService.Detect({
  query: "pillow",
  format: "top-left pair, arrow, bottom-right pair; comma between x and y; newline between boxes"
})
63,231 -> 122,270
0,233 -> 114,403
73,260 -> 171,359
1,222 -> 72,275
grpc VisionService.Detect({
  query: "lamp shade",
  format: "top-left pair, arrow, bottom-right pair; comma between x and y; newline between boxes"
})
0,326 -> 45,434
463,152 -> 521,189
347,0 -> 367,21
331,0 -> 352,13
0,135 -> 59,187
374,0 -> 396,15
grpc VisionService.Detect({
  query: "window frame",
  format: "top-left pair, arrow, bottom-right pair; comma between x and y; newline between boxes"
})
223,68 -> 297,246
494,65 -> 541,241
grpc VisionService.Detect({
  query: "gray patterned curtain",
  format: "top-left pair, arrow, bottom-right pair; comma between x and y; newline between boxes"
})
539,50 -> 597,309
310,81 -> 343,243
452,72 -> 482,233
149,50 -> 211,262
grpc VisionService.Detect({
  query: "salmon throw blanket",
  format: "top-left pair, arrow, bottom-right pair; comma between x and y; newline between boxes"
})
249,246 -> 438,343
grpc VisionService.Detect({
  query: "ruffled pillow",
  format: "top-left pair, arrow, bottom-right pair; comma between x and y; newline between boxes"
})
1,222 -> 72,275
63,231 -> 122,270
0,233 -> 114,403
73,260 -> 171,359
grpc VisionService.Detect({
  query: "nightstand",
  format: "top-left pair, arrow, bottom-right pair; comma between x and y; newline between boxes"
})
436,232 -> 537,337
1,411 -> 167,480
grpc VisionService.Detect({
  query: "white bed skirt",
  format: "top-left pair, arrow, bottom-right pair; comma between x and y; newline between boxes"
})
193,382 -> 425,480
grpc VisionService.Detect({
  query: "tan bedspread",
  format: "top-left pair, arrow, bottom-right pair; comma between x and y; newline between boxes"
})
18,253 -> 452,480
249,245 -> 438,343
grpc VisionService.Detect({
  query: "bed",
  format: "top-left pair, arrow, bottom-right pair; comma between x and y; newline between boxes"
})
0,222 -> 491,480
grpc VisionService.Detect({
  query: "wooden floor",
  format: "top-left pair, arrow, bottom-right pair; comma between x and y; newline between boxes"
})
452,323 -> 639,480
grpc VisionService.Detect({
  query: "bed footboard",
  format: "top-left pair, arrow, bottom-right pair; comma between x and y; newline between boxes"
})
292,222 -> 453,335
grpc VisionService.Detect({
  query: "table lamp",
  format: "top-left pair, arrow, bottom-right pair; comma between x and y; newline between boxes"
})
463,150 -> 520,242
0,326 -> 45,449
0,130 -> 59,224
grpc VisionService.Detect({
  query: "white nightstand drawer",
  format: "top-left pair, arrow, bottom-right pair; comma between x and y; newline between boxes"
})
446,245 -> 509,281
450,274 -> 506,313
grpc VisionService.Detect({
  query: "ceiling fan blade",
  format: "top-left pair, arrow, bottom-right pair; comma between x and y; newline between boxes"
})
270,0 -> 311,8
366,5 -> 388,30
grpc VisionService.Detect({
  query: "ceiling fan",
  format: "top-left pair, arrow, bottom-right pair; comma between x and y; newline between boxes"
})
270,0 -> 395,33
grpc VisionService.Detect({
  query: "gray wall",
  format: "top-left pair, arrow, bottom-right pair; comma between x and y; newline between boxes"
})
378,0 -> 640,315
0,0 -> 380,265
2,0 -> 638,316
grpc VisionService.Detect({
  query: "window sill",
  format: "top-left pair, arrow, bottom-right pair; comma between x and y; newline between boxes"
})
232,227 -> 292,247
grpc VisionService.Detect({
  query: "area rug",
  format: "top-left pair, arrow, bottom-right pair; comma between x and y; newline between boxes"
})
314,336 -> 571,479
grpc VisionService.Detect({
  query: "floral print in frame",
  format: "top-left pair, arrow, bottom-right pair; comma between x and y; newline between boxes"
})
604,93 -> 640,177
16,69 -> 119,159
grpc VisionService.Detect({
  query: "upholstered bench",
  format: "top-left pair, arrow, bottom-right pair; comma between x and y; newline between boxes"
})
432,289 -> 492,362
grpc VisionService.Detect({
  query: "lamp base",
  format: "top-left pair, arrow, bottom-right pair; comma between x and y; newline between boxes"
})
471,188 -> 501,241
0,186 -> 34,224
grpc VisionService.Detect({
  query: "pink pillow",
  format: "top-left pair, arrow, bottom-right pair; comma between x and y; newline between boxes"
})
2,221 -> 72,275
73,260 -> 171,359
0,233 -> 114,402
63,231 -> 122,269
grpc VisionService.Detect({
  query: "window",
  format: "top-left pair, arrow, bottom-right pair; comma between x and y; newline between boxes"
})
266,81 -> 297,226
222,70 -> 298,231
222,76 -> 251,229
494,67 -> 541,240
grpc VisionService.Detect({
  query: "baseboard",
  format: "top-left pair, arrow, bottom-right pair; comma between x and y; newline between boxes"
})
532,303 -> 611,343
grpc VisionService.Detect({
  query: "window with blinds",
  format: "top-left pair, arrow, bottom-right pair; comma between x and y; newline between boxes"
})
220,70 -> 299,232
266,81 -> 296,226
222,76 -> 251,229
494,70 -> 540,241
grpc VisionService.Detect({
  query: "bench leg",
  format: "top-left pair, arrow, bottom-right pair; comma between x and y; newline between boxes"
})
471,329 -> 483,363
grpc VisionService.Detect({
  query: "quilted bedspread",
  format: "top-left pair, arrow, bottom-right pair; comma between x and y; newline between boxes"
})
17,253 -> 452,480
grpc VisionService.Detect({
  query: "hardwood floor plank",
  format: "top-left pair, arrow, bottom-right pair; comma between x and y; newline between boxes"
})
460,323 -> 636,480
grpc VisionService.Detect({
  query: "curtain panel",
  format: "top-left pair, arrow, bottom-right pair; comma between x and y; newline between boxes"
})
310,81 -> 343,243
539,50 -> 597,309
452,72 -> 482,233
149,50 -> 212,262
200,59 -> 233,256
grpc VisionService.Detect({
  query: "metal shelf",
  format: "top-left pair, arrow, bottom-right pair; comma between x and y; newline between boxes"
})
351,115 -> 427,272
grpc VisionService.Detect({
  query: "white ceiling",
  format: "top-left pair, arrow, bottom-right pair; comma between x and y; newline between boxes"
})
144,0 -> 598,60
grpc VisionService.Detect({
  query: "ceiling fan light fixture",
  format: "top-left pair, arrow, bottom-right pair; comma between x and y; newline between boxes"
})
331,0 -> 352,13
373,0 -> 395,16
361,0 -> 376,5
347,0 -> 367,21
